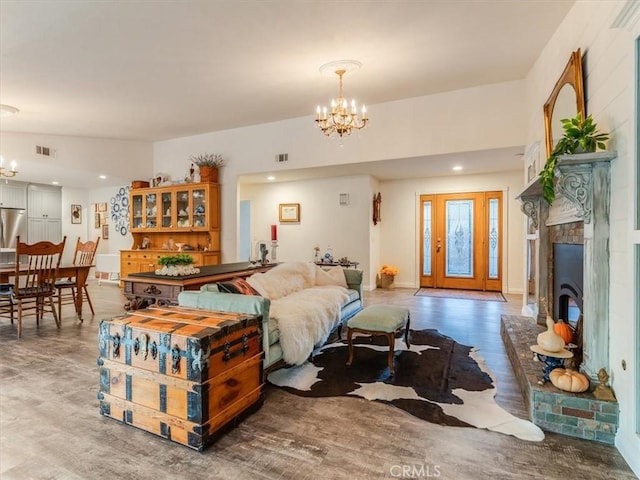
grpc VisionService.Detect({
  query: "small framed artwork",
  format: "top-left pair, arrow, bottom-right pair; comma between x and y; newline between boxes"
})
94,213 -> 101,229
102,224 -> 109,240
98,202 -> 108,212
71,204 -> 82,224
279,203 -> 300,223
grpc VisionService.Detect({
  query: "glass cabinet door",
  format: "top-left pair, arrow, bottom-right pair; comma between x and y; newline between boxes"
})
192,188 -> 206,229
176,189 -> 190,227
161,192 -> 172,228
145,193 -> 158,228
131,194 -> 144,229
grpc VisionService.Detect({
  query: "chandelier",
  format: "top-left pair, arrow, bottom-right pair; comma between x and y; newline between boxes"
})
315,60 -> 368,138
0,156 -> 18,178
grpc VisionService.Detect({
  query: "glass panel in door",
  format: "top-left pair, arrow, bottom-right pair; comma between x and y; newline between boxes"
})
445,199 -> 474,278
145,193 -> 157,228
177,190 -> 190,227
131,194 -> 143,229
192,188 -> 206,228
161,192 -> 172,228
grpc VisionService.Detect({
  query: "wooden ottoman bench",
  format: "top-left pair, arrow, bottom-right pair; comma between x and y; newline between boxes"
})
345,304 -> 410,375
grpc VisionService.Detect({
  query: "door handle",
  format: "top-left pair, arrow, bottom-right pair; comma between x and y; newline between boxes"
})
436,237 -> 442,252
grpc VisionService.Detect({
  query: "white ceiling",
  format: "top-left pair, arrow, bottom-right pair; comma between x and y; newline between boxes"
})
0,0 -> 574,186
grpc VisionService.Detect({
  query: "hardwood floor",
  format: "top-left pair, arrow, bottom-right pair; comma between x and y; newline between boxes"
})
0,281 -> 636,479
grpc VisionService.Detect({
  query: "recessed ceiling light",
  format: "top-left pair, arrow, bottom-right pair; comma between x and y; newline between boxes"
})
52,181 -> 59,185
452,165 -> 463,171
267,175 -> 276,181
0,104 -> 19,117
99,175 -> 107,179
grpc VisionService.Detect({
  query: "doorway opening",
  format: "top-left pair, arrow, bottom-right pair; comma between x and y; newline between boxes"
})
419,191 -> 502,291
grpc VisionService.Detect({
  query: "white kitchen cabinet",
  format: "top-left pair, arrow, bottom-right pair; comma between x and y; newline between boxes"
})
0,182 -> 27,208
27,217 -> 62,244
28,185 -> 62,219
27,185 -> 62,243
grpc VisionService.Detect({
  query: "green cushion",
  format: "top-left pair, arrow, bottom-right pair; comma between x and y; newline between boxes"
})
347,305 -> 409,332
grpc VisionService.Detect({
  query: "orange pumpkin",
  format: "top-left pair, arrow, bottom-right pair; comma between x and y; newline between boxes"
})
549,368 -> 589,392
553,319 -> 574,344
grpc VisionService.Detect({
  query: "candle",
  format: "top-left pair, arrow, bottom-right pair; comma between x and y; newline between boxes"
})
271,224 -> 277,241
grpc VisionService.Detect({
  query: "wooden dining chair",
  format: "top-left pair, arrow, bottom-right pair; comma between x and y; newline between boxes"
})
13,236 -> 67,338
0,283 -> 16,323
55,237 -> 100,321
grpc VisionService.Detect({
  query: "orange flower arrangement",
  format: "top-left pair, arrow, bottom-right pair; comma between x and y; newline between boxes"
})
379,265 -> 399,276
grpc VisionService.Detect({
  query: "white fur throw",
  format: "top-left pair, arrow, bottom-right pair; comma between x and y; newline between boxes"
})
247,261 -> 349,365
270,286 -> 349,365
247,262 -> 316,300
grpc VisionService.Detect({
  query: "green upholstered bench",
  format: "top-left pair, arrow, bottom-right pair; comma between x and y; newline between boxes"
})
345,304 -> 410,375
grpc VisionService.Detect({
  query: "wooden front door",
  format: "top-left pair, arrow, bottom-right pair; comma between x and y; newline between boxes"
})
419,191 -> 502,291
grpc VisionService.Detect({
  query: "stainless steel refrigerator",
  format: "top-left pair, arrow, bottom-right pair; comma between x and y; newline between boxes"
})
0,208 -> 27,265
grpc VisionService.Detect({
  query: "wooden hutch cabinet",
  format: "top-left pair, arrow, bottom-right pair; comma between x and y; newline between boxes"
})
120,182 -> 221,280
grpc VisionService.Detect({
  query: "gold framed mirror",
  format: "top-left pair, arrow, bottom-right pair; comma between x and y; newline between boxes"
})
543,49 -> 586,157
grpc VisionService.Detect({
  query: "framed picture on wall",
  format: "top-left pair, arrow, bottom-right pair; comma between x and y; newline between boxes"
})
102,224 -> 109,240
279,203 -> 300,222
94,213 -> 101,229
71,204 -> 82,224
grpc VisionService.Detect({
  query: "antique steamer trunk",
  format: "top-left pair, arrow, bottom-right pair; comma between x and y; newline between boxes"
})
97,306 -> 263,451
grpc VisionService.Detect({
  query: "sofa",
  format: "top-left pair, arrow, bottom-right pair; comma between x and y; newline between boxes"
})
177,261 -> 363,370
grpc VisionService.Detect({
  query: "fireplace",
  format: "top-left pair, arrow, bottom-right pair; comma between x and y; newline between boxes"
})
517,152 -> 616,380
552,240 -> 583,325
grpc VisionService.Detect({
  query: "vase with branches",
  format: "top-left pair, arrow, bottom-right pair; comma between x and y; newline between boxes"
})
189,153 -> 225,183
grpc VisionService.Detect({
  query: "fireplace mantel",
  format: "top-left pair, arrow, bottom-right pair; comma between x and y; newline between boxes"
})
556,151 -> 617,224
517,151 -> 617,381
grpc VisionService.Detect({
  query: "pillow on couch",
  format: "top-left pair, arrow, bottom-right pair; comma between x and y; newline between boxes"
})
217,277 -> 261,295
314,265 -> 348,288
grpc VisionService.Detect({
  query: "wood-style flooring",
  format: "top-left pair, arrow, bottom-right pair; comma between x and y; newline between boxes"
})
0,282 -> 636,479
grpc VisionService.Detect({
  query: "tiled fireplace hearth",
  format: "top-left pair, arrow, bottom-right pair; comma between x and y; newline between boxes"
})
501,315 -> 619,444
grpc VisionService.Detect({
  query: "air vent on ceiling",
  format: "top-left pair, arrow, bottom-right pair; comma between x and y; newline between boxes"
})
35,145 -> 53,156
276,153 -> 288,163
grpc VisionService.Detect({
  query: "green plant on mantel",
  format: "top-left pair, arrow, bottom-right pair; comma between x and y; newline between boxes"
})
540,112 -> 609,204
158,253 -> 194,267
189,153 -> 225,168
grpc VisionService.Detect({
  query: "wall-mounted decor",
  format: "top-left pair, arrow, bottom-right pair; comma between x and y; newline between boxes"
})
110,186 -> 130,236
94,213 -> 101,229
71,204 -> 81,224
98,202 -> 107,212
102,224 -> 109,240
373,192 -> 382,225
279,203 -> 300,222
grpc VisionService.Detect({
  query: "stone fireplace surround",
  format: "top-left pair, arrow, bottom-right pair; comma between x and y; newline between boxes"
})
510,151 -> 619,442
518,151 -> 617,380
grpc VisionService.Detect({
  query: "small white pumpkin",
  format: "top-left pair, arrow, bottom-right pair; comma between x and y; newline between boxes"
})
537,316 -> 565,353
549,368 -> 590,393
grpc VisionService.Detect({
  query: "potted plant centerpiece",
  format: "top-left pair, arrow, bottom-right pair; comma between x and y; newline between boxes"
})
189,153 -> 225,183
156,253 -> 200,276
540,112 -> 609,204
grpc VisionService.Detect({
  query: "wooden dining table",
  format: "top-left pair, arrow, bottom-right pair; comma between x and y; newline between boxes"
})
0,264 -> 94,319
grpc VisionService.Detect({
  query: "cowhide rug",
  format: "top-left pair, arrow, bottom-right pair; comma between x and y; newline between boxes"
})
267,329 -> 544,442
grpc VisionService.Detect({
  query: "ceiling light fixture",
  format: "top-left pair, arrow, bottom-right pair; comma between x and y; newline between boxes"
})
0,104 -> 20,117
0,156 -> 18,178
452,165 -> 463,171
315,60 -> 368,138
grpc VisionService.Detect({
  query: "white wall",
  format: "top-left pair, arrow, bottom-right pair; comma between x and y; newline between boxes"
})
88,186 -> 133,256
60,187 -> 90,264
153,80 -> 527,263
525,0 -> 640,473
380,170 -> 524,293
0,131 -> 153,188
240,175 -> 374,286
